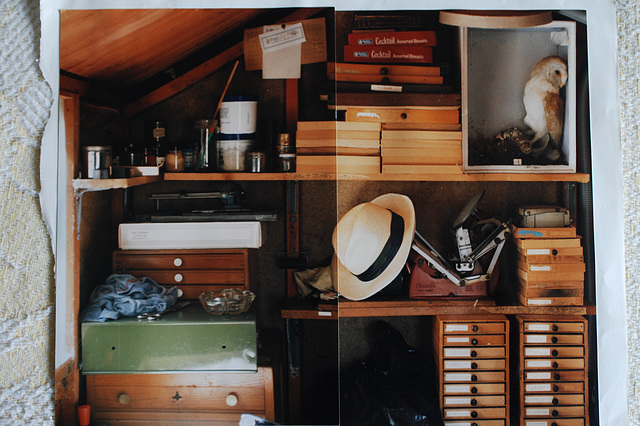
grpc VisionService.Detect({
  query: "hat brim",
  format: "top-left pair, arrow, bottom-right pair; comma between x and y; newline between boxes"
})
332,193 -> 416,301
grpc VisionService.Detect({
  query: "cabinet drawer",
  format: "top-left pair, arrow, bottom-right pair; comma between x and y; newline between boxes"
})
131,270 -> 246,285
523,346 -> 584,358
443,347 -> 505,359
443,359 -> 506,371
524,333 -> 584,345
443,334 -> 506,346
524,358 -> 585,370
524,382 -> 585,394
443,383 -> 505,395
113,252 -> 246,270
523,320 -> 585,334
524,394 -> 585,406
524,370 -> 586,382
442,321 -> 506,335
444,421 -> 505,426
524,419 -> 584,426
444,371 -> 506,383
443,394 -> 506,407
87,369 -> 274,423
444,407 -> 506,420
524,405 -> 586,418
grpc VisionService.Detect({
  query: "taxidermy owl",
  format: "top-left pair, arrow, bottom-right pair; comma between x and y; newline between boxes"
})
523,56 -> 568,161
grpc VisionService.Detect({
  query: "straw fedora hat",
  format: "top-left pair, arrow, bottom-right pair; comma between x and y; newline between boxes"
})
332,193 -> 415,300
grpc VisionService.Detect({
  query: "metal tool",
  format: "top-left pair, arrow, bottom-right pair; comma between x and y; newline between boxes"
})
137,301 -> 190,320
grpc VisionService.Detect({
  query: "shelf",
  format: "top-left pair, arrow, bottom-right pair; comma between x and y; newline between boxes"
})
72,176 -> 160,191
165,172 -> 590,183
281,298 -> 596,319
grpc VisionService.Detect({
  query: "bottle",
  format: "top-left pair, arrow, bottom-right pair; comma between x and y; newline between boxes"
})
195,119 -> 216,171
152,121 -> 167,168
166,147 -> 185,172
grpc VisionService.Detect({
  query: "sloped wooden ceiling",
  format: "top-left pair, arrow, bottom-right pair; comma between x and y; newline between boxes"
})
60,9 -> 264,89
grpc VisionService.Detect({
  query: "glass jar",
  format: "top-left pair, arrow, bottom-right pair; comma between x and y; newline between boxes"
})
195,119 -> 216,171
166,148 -> 184,172
278,153 -> 296,172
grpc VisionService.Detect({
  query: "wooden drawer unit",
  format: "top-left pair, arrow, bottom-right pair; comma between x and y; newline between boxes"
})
113,249 -> 256,300
434,315 -> 509,425
516,315 -> 589,425
87,368 -> 275,425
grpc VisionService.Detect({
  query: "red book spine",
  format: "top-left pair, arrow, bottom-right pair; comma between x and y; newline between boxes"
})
344,45 -> 433,64
348,31 -> 437,47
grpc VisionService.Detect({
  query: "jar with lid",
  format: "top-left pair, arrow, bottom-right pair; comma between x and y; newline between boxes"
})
166,147 -> 185,172
278,153 -> 296,172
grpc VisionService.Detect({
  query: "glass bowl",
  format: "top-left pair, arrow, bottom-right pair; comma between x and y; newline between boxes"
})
199,289 -> 256,315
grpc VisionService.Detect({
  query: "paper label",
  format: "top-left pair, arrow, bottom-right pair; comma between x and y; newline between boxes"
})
526,396 -> 554,404
527,408 -> 550,416
526,347 -> 551,356
444,384 -> 470,393
527,360 -> 552,368
445,324 -> 469,332
445,373 -> 471,382
444,397 -> 471,405
260,23 -> 306,52
531,265 -> 552,271
528,298 -> 553,305
527,335 -> 548,343
528,324 -> 551,331
525,422 -> 548,426
371,84 -> 402,92
445,348 -> 471,357
526,383 -> 552,392
445,410 -> 471,418
527,248 -> 551,255
447,337 -> 470,343
444,360 -> 471,369
526,372 -> 552,380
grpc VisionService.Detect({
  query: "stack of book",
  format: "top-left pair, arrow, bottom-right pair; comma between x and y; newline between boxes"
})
512,225 -> 586,306
380,129 -> 463,174
295,121 -> 381,174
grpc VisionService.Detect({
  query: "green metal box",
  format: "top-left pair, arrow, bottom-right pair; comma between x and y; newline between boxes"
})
81,304 -> 257,374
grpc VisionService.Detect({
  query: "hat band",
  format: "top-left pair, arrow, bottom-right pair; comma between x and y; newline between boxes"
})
355,211 -> 405,282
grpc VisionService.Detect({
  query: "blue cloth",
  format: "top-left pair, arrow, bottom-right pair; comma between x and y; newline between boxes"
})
81,274 -> 179,322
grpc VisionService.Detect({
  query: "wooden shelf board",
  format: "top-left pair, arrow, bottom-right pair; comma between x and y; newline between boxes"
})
281,298 -> 596,319
72,176 -> 160,190
165,172 -> 590,183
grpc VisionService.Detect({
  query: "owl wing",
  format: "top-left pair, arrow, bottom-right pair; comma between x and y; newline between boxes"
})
544,92 -> 564,147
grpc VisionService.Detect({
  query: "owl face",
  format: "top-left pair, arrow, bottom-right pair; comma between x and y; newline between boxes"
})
546,60 -> 568,89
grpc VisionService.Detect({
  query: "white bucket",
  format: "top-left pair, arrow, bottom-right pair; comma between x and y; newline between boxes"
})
219,95 -> 258,134
216,134 -> 254,171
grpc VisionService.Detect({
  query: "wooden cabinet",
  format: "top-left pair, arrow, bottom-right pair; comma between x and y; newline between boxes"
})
516,315 -> 589,425
86,367 -> 275,425
113,248 -> 256,300
433,315 -> 510,425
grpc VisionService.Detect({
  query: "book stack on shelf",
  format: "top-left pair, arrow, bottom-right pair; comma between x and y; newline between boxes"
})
295,121 -> 381,174
512,225 -> 586,307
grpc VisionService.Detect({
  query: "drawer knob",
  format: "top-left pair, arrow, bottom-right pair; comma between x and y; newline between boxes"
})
552,409 -> 559,417
470,387 -> 478,394
118,393 -> 130,405
472,325 -> 479,332
471,362 -> 478,370
379,67 -> 388,75
174,273 -> 184,283
226,393 -> 238,407
173,258 -> 183,267
552,397 -> 559,406
471,410 -> 478,418
470,398 -> 477,406
552,362 -> 559,369
551,337 -> 558,344
552,324 -> 559,332
553,385 -> 560,392
552,349 -> 559,357
554,373 -> 561,381
470,350 -> 478,358
471,338 -> 478,346
471,375 -> 478,382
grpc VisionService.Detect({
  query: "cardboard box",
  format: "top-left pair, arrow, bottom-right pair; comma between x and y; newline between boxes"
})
459,21 -> 577,172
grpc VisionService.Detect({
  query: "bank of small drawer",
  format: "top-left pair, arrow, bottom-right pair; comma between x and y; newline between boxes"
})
434,316 -> 509,425
113,249 -> 255,300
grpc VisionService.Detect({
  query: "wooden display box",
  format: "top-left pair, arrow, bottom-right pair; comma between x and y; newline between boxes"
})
459,21 -> 577,173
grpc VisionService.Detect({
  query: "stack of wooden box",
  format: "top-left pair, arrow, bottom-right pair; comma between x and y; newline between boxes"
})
512,226 -> 586,306
343,30 -> 437,65
295,121 -> 381,174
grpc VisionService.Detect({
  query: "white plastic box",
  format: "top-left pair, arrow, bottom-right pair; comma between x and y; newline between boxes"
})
118,222 -> 263,250
460,21 -> 577,173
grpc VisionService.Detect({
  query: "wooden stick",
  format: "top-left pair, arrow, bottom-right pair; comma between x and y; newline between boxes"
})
211,60 -> 240,131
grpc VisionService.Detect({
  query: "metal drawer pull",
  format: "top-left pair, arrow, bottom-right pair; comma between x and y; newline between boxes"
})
173,258 -> 183,267
226,393 -> 238,407
174,273 -> 183,283
118,393 -> 130,405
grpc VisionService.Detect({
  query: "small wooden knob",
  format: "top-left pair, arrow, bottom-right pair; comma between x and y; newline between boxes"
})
174,273 -> 183,283
226,393 -> 238,407
118,393 -> 130,405
173,258 -> 183,267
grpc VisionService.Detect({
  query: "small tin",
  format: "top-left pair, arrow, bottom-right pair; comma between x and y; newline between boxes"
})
247,152 -> 266,173
276,133 -> 294,154
82,145 -> 112,179
278,153 -> 296,172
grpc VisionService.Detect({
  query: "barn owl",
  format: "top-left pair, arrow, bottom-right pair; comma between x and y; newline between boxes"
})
523,56 -> 568,160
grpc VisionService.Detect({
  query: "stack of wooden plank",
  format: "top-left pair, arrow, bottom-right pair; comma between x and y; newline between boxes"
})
295,121 -> 381,174
380,129 -> 463,174
512,225 -> 586,306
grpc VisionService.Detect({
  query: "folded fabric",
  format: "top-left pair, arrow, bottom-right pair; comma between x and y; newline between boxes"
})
81,274 -> 180,322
